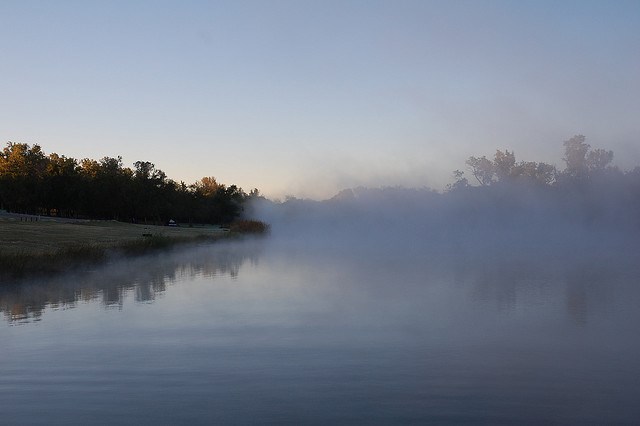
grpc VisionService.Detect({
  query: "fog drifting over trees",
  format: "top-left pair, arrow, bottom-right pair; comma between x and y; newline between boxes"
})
246,135 -> 640,257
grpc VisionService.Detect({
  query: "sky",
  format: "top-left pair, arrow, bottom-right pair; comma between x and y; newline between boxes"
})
1,0 -> 639,199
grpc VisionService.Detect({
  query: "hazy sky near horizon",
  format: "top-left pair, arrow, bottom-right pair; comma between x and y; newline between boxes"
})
2,0 -> 639,199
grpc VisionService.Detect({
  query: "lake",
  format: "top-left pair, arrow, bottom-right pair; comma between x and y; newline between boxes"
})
2,236 -> 640,424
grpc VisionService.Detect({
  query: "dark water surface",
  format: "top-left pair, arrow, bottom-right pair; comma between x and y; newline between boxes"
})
2,238 -> 640,424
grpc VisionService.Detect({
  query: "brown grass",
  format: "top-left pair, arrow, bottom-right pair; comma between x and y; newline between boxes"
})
229,220 -> 271,234
0,216 -> 229,279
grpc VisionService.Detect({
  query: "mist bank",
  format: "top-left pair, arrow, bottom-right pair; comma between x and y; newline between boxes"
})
245,136 -> 640,256
248,185 -> 638,252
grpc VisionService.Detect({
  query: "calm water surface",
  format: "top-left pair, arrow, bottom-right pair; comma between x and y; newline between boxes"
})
2,238 -> 640,424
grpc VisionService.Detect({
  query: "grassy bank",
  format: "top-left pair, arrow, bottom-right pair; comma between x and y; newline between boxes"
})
0,217 -> 233,278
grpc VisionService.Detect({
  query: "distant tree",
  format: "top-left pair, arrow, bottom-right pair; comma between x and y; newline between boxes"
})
170,181 -> 195,224
133,160 -> 155,181
0,141 -> 256,223
446,169 -> 468,192
193,176 -> 223,198
563,135 -> 590,178
190,177 -> 247,223
561,134 -> 613,183
44,153 -> 80,217
490,149 -> 557,186
0,143 -> 48,213
133,161 -> 169,224
76,156 -> 132,219
217,184 -> 247,223
493,150 -> 517,181
0,142 -> 47,178
98,156 -> 131,220
516,161 -> 557,186
466,156 -> 495,186
586,148 -> 614,173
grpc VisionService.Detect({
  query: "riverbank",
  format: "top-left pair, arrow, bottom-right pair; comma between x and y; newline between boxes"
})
0,215 -> 233,279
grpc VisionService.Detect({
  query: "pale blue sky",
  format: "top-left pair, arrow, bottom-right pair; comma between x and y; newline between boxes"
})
2,0 -> 639,198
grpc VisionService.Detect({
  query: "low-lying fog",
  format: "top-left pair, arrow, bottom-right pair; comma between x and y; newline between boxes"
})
3,142 -> 640,424
247,178 -> 640,260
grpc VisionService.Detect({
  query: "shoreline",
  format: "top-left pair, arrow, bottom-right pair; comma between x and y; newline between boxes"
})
0,216 -> 235,279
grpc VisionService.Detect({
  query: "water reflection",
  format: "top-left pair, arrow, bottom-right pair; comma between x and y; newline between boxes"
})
2,239 -> 640,424
0,240 -> 264,324
2,239 -> 637,330
452,251 -> 637,326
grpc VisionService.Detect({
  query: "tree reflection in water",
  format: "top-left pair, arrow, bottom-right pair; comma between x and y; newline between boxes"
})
0,240 -> 264,323
2,235 -> 637,329
451,249 -> 637,326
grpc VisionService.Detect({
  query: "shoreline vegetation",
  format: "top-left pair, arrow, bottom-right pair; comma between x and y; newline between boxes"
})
0,142 -> 264,225
0,141 -> 271,279
0,214 -> 269,279
4,134 -> 639,278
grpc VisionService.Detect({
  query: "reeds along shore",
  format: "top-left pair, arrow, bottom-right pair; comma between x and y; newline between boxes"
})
0,219 -> 270,280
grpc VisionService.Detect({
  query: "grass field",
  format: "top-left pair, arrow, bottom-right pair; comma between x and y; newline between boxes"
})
0,215 -> 226,256
0,214 -> 230,278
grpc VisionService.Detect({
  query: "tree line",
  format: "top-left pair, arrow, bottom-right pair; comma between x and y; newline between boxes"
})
449,135 -> 621,189
0,142 -> 260,224
444,135 -> 640,228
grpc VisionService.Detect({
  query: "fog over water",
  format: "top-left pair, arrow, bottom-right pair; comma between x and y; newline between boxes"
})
3,165 -> 640,423
2,0 -> 640,420
248,177 -> 640,257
